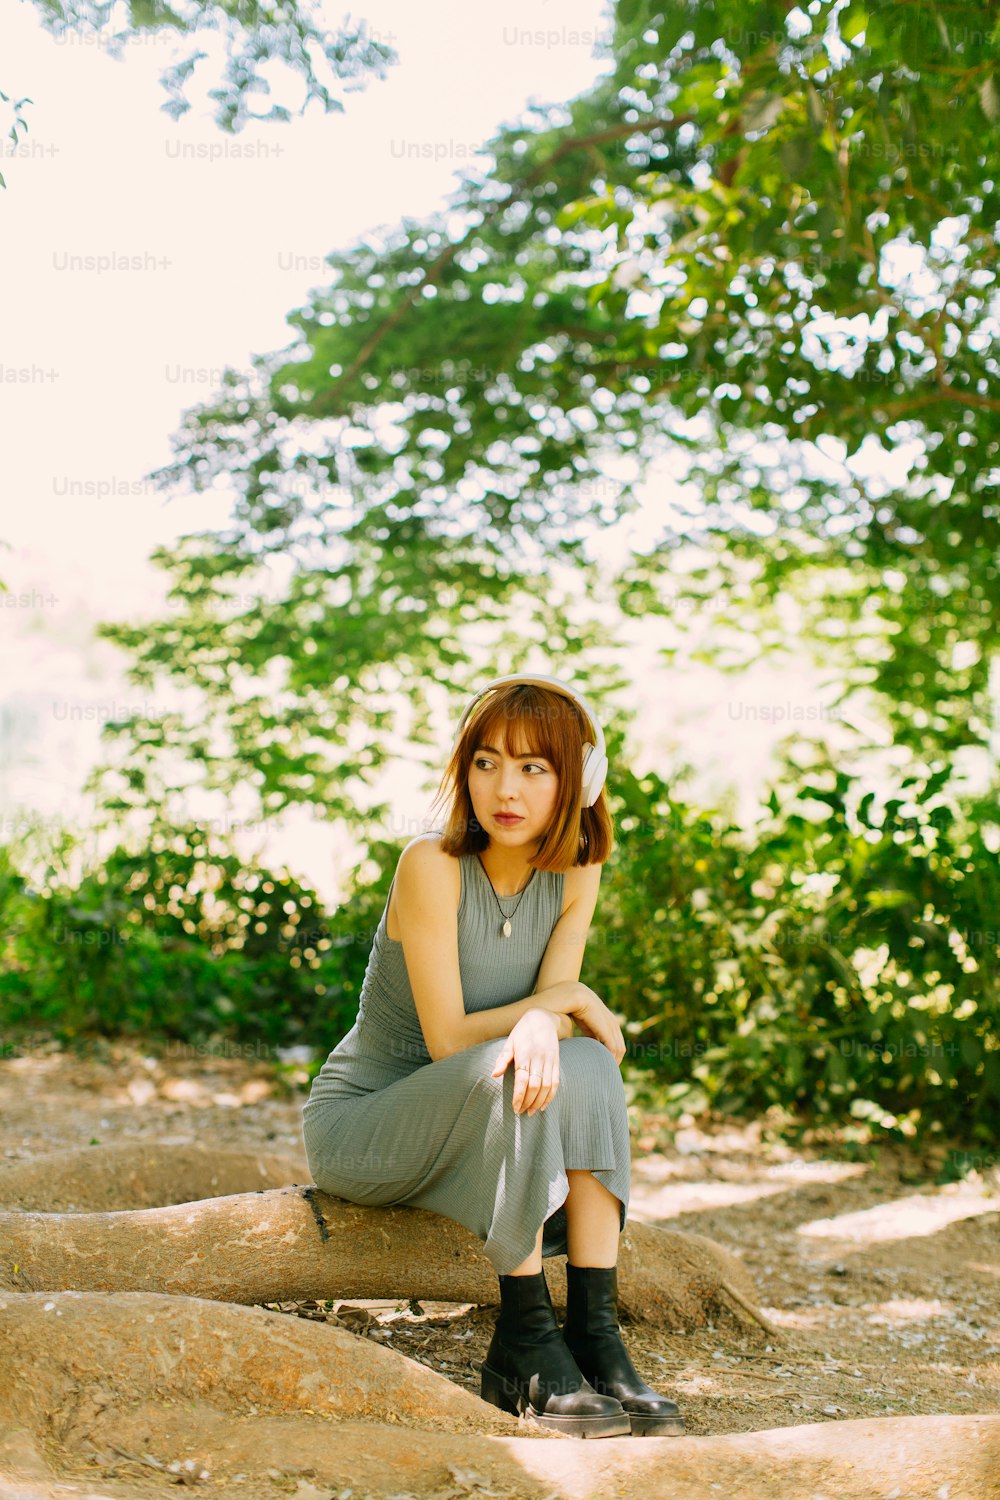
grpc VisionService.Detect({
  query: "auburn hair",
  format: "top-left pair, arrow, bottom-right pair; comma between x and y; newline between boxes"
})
427,680 -> 615,869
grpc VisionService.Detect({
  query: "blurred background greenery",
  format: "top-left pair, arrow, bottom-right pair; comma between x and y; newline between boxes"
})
2,0 -> 997,1153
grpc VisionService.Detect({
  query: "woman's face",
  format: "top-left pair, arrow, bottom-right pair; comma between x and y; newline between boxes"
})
466,730 -> 560,848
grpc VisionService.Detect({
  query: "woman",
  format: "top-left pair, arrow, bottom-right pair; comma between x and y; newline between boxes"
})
301,672 -> 684,1439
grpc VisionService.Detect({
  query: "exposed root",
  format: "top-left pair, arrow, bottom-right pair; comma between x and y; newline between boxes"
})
0,1290 -> 510,1437
716,1277 -> 784,1338
0,1182 -> 759,1331
0,1142 -> 308,1213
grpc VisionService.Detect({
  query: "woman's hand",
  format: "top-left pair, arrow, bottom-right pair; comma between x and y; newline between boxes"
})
491,1008 -> 561,1115
568,986 -> 626,1065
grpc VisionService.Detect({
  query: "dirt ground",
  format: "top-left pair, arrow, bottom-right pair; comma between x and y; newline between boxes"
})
2,1034 -> 998,1497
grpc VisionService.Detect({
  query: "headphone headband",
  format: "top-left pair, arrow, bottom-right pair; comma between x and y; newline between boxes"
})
452,673 -> 608,807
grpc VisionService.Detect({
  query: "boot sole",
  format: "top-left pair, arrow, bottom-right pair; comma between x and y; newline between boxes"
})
480,1361 -> 632,1438
628,1412 -> 686,1437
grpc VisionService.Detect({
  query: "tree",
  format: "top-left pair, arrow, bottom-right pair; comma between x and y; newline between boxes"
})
91,0 -> 998,830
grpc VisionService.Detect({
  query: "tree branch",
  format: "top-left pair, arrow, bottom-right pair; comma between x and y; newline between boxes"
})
316,114 -> 694,411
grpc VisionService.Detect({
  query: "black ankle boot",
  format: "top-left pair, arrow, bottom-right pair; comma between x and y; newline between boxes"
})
480,1269 -> 631,1438
562,1263 -> 686,1437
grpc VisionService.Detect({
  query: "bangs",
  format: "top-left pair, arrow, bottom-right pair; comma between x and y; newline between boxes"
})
469,693 -> 563,766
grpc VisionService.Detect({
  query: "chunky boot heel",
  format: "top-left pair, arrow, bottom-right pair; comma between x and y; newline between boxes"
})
479,1362 -> 520,1416
479,1269 -> 631,1438
562,1263 -> 686,1437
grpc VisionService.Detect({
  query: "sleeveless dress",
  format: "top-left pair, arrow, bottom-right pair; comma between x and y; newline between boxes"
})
300,840 -> 631,1276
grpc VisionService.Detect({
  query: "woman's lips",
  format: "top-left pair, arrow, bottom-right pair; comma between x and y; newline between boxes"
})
494,813 -> 523,823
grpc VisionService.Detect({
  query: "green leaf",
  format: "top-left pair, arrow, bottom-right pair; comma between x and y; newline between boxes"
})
840,7 -> 869,44
862,890 -> 915,911
779,135 -> 815,179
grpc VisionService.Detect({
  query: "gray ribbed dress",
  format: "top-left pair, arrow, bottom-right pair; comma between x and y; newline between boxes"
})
300,841 -> 631,1276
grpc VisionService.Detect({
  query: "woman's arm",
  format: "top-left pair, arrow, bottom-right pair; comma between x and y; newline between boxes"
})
435,980 -> 581,1059
553,1011 -> 574,1040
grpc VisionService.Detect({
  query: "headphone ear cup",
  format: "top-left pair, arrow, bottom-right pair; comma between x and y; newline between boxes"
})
580,743 -> 608,808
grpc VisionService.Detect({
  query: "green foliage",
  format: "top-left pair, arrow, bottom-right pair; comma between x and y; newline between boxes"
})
2,769 -> 996,1148
2,0 -> 397,170
0,89 -> 33,190
591,753 -> 998,1145
0,823 -> 391,1052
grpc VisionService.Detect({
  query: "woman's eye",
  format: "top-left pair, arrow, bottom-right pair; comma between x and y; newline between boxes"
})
474,759 -> 545,772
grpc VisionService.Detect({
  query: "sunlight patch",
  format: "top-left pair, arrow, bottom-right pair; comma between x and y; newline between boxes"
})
798,1188 -> 996,1244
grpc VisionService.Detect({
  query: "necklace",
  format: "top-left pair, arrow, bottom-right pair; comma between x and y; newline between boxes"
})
476,855 -> 537,937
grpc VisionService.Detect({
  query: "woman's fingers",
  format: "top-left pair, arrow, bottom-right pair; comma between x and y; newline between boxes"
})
527,1076 -> 559,1113
512,1062 -> 538,1113
522,1070 -> 540,1112
504,1014 -> 562,1113
524,1059 -> 559,1114
583,1011 -> 626,1063
518,1071 -> 548,1112
491,1039 -> 513,1078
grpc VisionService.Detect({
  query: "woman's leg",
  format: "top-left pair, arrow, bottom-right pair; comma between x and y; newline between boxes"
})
507,1222 -> 544,1275
560,1174 -> 685,1435
564,1169 -> 621,1268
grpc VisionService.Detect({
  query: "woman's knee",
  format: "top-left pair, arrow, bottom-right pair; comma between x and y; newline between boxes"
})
560,1035 -> 624,1097
565,1034 -> 620,1073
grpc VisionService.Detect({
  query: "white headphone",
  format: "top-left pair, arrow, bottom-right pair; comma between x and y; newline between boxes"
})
452,673 -> 609,808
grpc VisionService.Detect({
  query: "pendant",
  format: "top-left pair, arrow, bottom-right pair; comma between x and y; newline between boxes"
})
502,918 -> 512,938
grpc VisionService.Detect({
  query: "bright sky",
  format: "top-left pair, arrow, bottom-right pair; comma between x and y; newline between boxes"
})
1,0 -> 980,905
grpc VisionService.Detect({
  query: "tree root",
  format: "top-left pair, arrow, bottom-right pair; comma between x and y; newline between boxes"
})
2,1153 -> 996,1498
716,1276 -> 784,1338
0,1141 -> 309,1212
0,1305 -> 995,1500
0,1181 -> 758,1330
0,1289 -> 510,1438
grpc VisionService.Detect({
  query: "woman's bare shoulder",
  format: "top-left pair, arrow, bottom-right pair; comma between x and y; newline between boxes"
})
387,833 -> 459,940
402,829 -> 455,863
